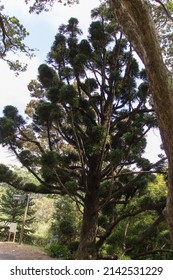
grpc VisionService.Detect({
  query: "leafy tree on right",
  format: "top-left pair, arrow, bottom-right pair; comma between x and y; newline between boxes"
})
110,0 -> 173,244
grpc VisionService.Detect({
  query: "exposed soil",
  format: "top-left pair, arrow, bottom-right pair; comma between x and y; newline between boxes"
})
0,242 -> 54,260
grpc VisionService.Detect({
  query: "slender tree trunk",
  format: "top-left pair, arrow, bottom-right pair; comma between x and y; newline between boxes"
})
110,0 -> 173,242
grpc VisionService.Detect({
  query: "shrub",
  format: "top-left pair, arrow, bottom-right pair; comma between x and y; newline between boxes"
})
46,242 -> 72,259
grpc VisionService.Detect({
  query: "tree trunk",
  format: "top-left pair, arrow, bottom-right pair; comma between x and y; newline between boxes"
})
77,184 -> 99,259
110,0 -> 173,242
77,168 -> 99,260
77,194 -> 99,259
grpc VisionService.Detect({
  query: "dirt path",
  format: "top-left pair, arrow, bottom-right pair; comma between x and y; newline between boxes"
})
0,242 -> 54,260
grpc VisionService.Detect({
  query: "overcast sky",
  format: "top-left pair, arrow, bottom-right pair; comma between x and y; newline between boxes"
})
0,0 -> 163,165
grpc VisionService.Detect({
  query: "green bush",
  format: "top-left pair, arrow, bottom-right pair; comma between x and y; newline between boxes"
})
46,242 -> 72,259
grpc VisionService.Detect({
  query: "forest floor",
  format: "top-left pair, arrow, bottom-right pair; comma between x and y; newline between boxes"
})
0,242 -> 55,260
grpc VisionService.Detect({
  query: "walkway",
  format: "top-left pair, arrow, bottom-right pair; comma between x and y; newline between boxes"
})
0,242 -> 53,260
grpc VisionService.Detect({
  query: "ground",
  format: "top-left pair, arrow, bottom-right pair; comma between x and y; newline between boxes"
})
0,242 -> 54,260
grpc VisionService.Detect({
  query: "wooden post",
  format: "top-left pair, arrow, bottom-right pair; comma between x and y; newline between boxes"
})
13,230 -> 16,242
19,194 -> 30,245
8,232 -> 11,242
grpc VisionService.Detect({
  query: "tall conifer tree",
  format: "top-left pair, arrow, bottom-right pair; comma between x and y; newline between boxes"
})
0,4 -> 166,258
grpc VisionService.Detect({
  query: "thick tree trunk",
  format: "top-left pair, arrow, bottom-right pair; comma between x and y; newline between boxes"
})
77,184 -> 99,259
110,0 -> 173,242
77,192 -> 99,259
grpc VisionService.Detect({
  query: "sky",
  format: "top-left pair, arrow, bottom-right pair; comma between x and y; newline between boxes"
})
0,0 -> 164,166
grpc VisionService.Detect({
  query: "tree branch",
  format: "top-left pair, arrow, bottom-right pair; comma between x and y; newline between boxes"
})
133,248 -> 173,259
154,0 -> 173,21
96,208 -> 145,249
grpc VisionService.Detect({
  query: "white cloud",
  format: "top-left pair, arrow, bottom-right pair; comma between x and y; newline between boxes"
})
145,129 -> 164,163
0,146 -> 21,166
0,55 -> 41,166
0,55 -> 40,116
45,0 -> 101,33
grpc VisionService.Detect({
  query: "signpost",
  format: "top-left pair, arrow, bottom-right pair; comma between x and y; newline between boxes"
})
13,193 -> 30,244
19,194 -> 30,245
13,194 -> 27,202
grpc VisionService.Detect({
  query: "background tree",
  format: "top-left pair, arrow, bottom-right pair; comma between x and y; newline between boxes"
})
31,194 -> 55,245
0,186 -> 35,242
50,195 -> 80,244
0,2 -> 34,73
0,5 -> 168,259
102,174 -> 173,260
46,195 -> 81,259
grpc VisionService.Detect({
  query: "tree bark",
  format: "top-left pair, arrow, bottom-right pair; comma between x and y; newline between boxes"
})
77,192 -> 99,259
77,163 -> 100,259
110,0 -> 173,242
